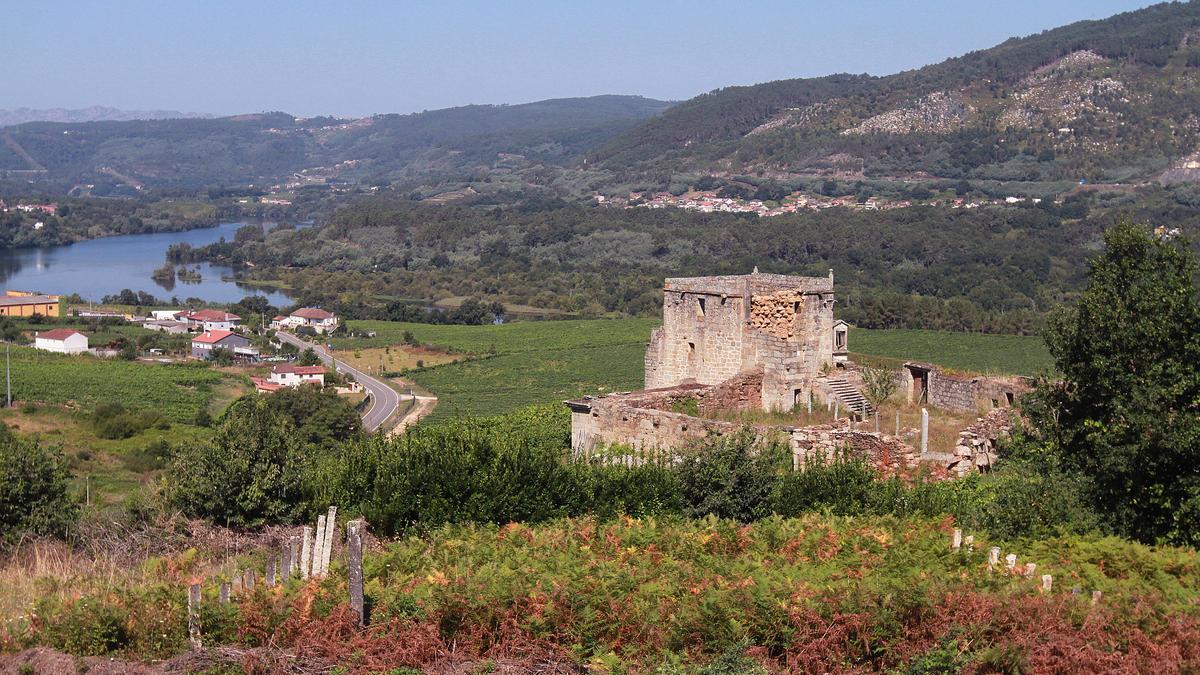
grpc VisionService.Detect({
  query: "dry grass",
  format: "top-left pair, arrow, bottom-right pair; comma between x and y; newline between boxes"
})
331,345 -> 458,378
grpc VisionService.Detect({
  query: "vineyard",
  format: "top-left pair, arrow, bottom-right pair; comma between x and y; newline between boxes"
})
9,347 -> 229,422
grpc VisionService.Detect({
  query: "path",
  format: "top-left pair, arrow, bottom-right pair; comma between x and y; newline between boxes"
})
275,331 -> 400,432
388,389 -> 438,436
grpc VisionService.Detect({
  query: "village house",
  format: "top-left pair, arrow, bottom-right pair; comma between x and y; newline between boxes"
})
142,319 -> 190,334
179,309 -> 242,332
0,290 -> 61,318
34,328 -> 88,354
269,363 -> 325,387
190,330 -> 257,361
271,307 -> 339,334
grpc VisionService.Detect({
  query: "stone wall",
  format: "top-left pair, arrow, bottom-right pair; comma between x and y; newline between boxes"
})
790,423 -> 925,477
944,408 -> 1018,476
899,362 -> 1032,414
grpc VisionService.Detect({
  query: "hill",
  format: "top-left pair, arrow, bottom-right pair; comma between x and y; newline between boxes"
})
0,106 -> 210,127
592,2 -> 1200,186
0,96 -> 672,194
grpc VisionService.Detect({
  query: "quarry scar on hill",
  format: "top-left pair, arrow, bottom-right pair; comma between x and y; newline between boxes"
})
567,271 -> 1029,475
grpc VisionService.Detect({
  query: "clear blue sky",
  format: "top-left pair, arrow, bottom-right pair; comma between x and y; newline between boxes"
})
2,0 -> 1160,117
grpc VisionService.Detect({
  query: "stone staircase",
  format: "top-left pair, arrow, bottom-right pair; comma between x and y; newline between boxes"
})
827,377 -> 874,418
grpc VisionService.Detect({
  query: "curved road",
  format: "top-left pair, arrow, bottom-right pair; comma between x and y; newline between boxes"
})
275,331 -> 401,432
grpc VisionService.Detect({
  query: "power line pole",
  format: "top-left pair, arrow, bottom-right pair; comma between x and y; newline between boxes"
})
6,341 -> 10,408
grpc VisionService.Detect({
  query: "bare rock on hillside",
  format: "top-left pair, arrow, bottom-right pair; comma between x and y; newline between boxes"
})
842,92 -> 973,135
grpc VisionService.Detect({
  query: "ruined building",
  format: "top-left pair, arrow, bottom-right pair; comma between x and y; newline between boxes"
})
567,270 -> 1026,476
644,271 -> 846,411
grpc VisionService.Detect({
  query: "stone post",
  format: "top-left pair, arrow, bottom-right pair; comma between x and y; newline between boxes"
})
834,400 -> 839,420
1004,553 -> 1017,571
1091,590 -> 1102,605
312,515 -> 327,577
187,584 -> 202,651
300,526 -> 313,579
988,547 -> 1000,568
243,569 -> 255,591
218,582 -> 230,604
951,529 -> 962,550
964,535 -> 974,551
266,557 -> 277,588
281,539 -> 293,580
347,519 -> 365,626
920,408 -> 929,455
289,536 -> 300,578
320,506 -> 338,575
895,411 -> 900,436
1041,574 -> 1053,593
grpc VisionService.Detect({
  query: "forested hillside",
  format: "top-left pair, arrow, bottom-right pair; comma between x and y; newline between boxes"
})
0,96 -> 671,194
170,184 -> 1200,333
593,2 -> 1200,184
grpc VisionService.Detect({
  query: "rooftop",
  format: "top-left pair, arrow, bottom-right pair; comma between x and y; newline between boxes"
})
291,307 -> 335,320
0,294 -> 58,307
36,329 -> 85,341
273,364 -> 325,375
192,330 -> 237,344
664,270 -> 833,296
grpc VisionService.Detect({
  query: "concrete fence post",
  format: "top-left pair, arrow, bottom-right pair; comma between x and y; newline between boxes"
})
321,506 -> 338,575
289,536 -> 300,578
218,582 -> 230,605
1091,590 -> 1102,606
243,569 -> 255,591
834,400 -> 839,420
964,535 -> 974,552
1041,574 -> 1053,593
300,526 -> 313,579
920,408 -> 929,455
951,528 -> 962,551
347,519 -> 365,626
312,515 -> 327,577
266,557 -> 277,588
281,539 -> 293,580
187,584 -> 202,651
1023,563 -> 1037,578
1004,553 -> 1017,571
988,547 -> 1001,568
895,411 -> 900,436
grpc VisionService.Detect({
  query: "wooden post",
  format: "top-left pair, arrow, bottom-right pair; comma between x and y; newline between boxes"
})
300,526 -> 313,579
313,515 -> 327,577
266,557 -> 277,588
951,528 -> 962,551
920,408 -> 929,455
347,519 -> 365,626
321,506 -> 338,575
243,569 -> 255,591
1041,574 -> 1053,593
187,584 -> 202,651
218,582 -> 230,604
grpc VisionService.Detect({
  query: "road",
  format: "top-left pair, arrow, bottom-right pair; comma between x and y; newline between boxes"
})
275,332 -> 401,432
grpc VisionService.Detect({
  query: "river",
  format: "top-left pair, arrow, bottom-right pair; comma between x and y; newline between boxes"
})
0,221 -> 292,305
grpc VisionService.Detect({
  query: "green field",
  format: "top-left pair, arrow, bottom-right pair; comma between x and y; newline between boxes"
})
10,347 -> 232,422
852,328 -> 1053,375
337,319 -> 1051,421
338,319 -> 657,420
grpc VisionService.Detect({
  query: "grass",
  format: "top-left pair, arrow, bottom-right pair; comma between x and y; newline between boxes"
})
852,328 -> 1052,375
8,346 -> 231,422
330,345 -> 458,378
335,319 -> 658,420
328,319 -> 1049,421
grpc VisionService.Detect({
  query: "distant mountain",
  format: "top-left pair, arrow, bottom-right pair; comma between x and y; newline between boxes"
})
0,106 -> 210,127
592,2 -> 1200,185
0,96 -> 672,194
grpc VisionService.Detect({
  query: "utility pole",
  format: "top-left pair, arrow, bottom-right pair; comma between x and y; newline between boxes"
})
5,341 -> 10,408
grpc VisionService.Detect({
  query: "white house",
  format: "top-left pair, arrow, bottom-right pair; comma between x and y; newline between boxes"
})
268,363 -> 325,387
34,329 -> 89,354
180,309 -> 242,332
272,307 -> 338,334
151,310 -> 181,321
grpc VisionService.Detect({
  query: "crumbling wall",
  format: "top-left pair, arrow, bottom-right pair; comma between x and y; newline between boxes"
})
928,371 -> 978,411
698,367 -> 764,413
790,424 -> 923,476
944,408 -> 1018,476
750,290 -> 805,339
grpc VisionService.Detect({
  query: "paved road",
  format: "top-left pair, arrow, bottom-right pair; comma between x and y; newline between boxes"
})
276,331 -> 401,432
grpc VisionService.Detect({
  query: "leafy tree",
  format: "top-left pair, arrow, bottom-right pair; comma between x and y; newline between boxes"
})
263,385 -> 361,447
674,431 -> 787,522
1029,223 -> 1200,545
861,366 -> 897,431
0,426 -> 78,541
298,348 -> 322,366
167,397 -> 312,526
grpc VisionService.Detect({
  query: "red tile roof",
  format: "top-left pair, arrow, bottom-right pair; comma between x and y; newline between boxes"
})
192,330 -> 236,344
273,364 -> 325,375
291,307 -> 335,320
250,377 -> 282,392
37,329 -> 85,341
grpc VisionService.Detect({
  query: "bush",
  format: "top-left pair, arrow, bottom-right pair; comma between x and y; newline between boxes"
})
0,426 -> 79,541
674,430 -> 787,523
92,402 -> 169,440
167,397 -> 313,526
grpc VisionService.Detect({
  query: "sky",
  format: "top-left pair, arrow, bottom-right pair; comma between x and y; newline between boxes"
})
2,0 -> 1162,118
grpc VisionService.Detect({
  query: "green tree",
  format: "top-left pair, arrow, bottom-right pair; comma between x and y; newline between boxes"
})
1030,223 -> 1200,545
298,348 -> 322,367
0,426 -> 78,541
167,397 -> 312,526
673,430 -> 786,523
263,385 -> 361,447
861,366 -> 897,431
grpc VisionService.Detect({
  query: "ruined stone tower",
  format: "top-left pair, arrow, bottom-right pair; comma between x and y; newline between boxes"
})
643,270 -> 841,411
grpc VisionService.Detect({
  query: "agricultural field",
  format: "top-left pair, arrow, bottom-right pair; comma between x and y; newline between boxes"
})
8,346 -> 237,422
334,319 -> 1048,420
852,328 -> 1053,376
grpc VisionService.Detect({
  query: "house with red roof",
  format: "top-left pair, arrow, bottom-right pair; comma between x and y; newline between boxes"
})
191,330 -> 257,361
271,307 -> 338,334
179,309 -> 242,332
34,329 -> 88,354
268,363 -> 326,387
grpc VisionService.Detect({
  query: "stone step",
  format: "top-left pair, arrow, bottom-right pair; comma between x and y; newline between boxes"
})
827,377 -> 874,416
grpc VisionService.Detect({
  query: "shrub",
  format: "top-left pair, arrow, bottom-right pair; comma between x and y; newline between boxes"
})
674,430 -> 787,522
167,397 -> 313,526
91,402 -> 169,440
0,427 -> 79,541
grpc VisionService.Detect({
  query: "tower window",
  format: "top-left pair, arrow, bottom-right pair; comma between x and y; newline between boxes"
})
697,297 -> 706,318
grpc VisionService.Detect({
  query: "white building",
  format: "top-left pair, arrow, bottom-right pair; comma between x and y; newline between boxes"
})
271,307 -> 339,334
268,363 -> 325,387
34,329 -> 89,354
